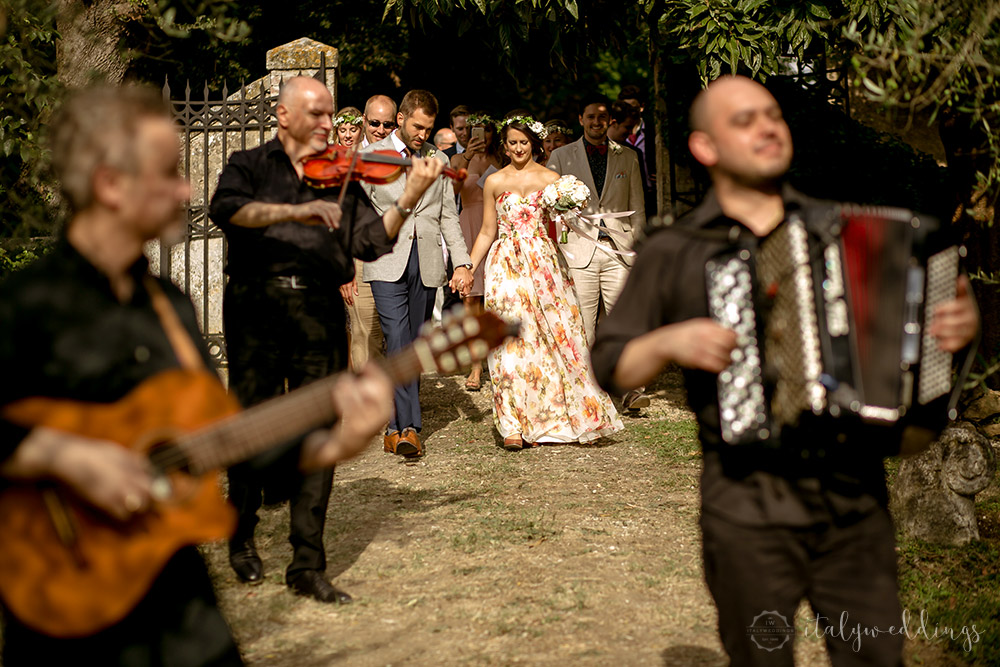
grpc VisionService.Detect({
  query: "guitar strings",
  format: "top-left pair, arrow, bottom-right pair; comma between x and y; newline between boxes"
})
147,349 -> 424,474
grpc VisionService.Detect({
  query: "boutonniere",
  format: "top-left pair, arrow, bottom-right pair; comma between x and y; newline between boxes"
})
424,147 -> 438,159
608,140 -> 624,155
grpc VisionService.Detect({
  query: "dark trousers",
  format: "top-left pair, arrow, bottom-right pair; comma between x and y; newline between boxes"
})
224,280 -> 345,582
701,508 -> 903,667
369,241 -> 435,432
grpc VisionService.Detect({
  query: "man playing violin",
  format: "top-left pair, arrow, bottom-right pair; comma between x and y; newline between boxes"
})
209,76 -> 444,604
0,84 -> 395,664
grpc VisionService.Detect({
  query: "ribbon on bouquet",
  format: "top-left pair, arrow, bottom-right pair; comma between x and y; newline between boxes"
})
557,210 -> 637,261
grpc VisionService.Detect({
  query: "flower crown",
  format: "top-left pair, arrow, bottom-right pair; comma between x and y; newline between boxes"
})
333,113 -> 363,127
466,113 -> 497,129
544,123 -> 572,137
501,115 -> 548,139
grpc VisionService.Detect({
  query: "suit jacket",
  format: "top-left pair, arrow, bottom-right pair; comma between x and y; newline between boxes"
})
546,137 -> 646,269
360,136 -> 471,286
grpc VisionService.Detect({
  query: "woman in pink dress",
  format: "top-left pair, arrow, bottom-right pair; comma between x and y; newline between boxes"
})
456,117 -> 622,449
450,112 -> 505,391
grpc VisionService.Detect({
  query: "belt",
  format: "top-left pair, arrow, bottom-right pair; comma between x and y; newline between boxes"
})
266,275 -> 312,290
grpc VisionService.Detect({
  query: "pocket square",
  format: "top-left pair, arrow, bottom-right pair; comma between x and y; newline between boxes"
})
615,171 -> 627,179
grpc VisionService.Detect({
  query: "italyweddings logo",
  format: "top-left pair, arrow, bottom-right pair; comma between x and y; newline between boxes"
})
801,609 -> 981,653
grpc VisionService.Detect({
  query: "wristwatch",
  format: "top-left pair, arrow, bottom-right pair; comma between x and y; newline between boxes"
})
457,263 -> 472,270
392,200 -> 414,218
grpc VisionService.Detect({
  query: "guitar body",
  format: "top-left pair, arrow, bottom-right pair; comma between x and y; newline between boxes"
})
0,369 -> 240,637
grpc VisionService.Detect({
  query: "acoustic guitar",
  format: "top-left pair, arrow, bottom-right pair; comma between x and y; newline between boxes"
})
0,310 -> 516,638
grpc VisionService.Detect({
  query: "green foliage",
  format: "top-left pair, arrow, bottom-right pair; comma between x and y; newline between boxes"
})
0,0 -> 63,238
843,1 -> 1000,192
658,1 -> 856,82
381,0 -> 641,71
0,1 -> 253,238
0,238 -> 55,280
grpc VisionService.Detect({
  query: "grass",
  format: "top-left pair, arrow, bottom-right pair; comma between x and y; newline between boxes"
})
896,483 -> 1000,665
627,416 -> 702,464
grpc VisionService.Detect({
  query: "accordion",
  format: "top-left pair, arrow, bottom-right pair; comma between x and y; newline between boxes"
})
707,204 -> 962,445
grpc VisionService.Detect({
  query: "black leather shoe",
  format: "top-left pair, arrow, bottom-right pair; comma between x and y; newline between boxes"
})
229,540 -> 264,584
288,570 -> 353,604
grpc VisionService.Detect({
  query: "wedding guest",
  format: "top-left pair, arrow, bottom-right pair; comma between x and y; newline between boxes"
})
450,111 -> 504,391
434,128 -> 457,152
540,120 -> 571,166
333,106 -> 364,148
442,105 -> 471,158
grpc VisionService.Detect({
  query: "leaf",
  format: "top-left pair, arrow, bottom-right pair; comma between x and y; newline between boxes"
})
564,0 -> 579,20
807,2 -> 831,19
727,39 -> 739,73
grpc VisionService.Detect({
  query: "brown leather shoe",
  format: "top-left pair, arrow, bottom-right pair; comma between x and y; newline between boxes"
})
383,430 -> 400,453
396,427 -> 422,457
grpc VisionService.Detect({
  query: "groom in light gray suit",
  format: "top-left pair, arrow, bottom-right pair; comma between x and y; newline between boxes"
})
547,96 -> 648,410
361,89 -> 473,457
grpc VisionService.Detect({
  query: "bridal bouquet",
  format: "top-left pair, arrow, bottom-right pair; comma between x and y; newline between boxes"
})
541,175 -> 591,243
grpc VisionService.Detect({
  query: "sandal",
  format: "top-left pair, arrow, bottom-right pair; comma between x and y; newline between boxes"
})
464,376 -> 482,392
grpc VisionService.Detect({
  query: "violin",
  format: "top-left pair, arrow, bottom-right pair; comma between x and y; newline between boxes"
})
302,144 -> 468,189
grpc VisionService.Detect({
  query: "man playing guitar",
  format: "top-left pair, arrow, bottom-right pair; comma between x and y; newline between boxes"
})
0,85 -> 394,665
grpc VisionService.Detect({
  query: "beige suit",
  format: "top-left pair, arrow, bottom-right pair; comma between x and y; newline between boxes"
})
546,137 -> 645,344
360,136 -> 470,285
345,258 -> 383,370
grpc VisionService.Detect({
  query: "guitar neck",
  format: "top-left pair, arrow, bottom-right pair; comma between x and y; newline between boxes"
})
174,343 -> 426,474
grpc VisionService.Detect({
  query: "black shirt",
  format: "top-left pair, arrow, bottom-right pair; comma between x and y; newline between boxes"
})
0,241 -> 217,458
0,240 -> 242,663
591,185 -> 891,528
209,138 -> 392,285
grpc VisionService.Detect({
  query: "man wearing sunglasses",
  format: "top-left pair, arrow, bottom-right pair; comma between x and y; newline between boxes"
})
362,94 -> 398,147
341,94 -> 400,375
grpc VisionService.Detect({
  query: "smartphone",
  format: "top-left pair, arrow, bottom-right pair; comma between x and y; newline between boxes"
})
471,126 -> 485,143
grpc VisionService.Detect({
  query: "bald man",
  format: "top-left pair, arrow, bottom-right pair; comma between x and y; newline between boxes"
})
362,94 -> 398,147
211,77 -> 443,604
592,76 -> 978,666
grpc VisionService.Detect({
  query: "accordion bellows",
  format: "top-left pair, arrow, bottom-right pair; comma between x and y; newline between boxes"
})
709,204 -> 960,445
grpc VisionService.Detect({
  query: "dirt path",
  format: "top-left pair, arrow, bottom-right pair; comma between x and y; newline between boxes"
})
203,370 -> 879,666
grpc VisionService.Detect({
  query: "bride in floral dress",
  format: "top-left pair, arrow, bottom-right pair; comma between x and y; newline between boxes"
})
456,116 -> 622,448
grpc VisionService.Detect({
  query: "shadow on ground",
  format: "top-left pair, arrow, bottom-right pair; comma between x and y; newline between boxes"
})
324,476 -> 478,578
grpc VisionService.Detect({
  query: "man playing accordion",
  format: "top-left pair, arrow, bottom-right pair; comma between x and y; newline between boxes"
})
591,75 -> 978,666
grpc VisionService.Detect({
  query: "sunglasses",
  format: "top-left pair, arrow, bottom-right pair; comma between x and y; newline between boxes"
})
367,119 -> 398,130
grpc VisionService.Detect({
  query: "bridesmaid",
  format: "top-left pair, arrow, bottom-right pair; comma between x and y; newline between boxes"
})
333,106 -> 364,147
539,120 -> 571,167
450,112 -> 505,391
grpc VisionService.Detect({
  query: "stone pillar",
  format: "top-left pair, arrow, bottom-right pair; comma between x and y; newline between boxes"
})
890,422 -> 997,545
266,37 -> 339,107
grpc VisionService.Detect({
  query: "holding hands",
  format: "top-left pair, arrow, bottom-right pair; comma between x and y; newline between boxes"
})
450,265 -> 474,296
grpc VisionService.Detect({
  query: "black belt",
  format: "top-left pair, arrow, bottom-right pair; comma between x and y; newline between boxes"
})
266,275 -> 312,290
